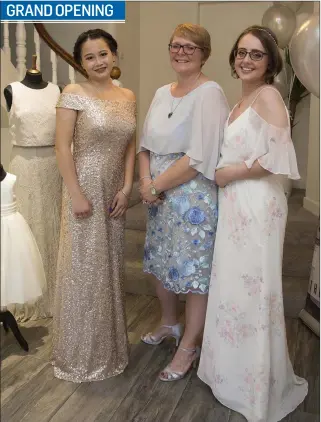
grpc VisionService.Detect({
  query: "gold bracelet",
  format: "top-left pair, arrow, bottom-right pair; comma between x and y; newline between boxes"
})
121,190 -> 130,199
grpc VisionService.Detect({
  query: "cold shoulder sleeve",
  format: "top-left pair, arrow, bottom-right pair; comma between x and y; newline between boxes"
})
186,84 -> 230,180
56,93 -> 84,111
138,90 -> 160,153
245,111 -> 300,180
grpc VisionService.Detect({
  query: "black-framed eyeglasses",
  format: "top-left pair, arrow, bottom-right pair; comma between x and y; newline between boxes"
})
235,48 -> 268,61
168,43 -> 203,55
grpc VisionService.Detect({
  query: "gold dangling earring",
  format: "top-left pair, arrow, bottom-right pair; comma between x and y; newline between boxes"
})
110,65 -> 121,81
110,54 -> 121,81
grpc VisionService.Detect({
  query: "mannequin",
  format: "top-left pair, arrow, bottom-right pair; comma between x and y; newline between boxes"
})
3,54 -> 62,322
0,308 -> 29,351
4,55 -> 61,111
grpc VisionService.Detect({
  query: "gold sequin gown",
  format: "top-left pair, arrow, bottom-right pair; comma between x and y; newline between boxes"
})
52,93 -> 136,382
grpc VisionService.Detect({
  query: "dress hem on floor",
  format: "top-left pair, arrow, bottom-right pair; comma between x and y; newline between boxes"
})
197,372 -> 308,422
52,362 -> 128,383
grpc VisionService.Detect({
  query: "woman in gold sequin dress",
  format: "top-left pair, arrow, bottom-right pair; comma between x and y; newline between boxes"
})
52,29 -> 136,382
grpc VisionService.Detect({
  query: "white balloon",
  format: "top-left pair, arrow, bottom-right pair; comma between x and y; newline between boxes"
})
289,14 -> 320,98
295,12 -> 311,30
262,5 -> 297,49
278,49 -> 294,90
273,2 -> 302,12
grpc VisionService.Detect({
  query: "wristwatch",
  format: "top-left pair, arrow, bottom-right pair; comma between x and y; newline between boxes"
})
150,182 -> 158,196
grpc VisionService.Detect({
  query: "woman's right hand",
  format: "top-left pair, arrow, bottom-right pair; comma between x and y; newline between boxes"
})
71,193 -> 92,219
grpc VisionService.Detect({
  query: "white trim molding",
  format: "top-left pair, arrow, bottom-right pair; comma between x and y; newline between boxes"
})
303,196 -> 320,217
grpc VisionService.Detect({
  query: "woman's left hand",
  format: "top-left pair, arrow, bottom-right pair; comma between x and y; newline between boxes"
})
109,191 -> 129,218
139,181 -> 159,204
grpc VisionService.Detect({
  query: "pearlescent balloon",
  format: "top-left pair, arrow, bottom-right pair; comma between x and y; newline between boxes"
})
273,2 -> 302,12
289,14 -> 320,98
262,5 -> 297,48
295,12 -> 311,30
278,50 -> 293,90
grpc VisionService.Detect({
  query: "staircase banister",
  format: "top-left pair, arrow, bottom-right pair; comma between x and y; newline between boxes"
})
33,23 -> 87,79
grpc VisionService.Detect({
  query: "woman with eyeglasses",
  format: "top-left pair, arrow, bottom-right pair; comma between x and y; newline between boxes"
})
138,23 -> 229,381
198,26 -> 308,421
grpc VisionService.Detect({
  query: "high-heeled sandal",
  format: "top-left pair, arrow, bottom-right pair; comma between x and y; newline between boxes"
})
158,346 -> 201,382
141,323 -> 183,347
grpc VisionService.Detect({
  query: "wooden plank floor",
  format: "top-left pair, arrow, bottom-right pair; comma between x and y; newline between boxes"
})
1,294 -> 319,422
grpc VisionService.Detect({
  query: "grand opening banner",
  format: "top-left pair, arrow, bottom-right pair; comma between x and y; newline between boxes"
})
0,0 -> 126,22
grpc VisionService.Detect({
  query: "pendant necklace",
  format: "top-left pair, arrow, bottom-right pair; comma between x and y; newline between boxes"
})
168,72 -> 201,119
168,97 -> 184,118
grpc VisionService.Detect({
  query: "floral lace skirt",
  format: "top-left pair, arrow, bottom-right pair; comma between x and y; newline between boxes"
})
143,152 -> 218,294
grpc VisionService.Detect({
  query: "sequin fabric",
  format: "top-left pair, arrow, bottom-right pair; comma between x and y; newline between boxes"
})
143,152 -> 218,294
52,94 -> 136,383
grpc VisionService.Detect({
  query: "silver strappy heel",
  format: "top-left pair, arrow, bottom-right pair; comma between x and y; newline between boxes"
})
141,323 -> 183,347
158,346 -> 201,382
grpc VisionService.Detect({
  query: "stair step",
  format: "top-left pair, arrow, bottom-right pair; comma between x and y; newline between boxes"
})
127,181 -> 141,209
124,260 -> 156,296
124,259 -> 306,317
125,202 -> 147,231
124,229 -> 146,262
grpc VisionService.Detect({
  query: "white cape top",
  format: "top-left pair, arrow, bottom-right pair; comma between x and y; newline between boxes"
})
139,81 -> 230,180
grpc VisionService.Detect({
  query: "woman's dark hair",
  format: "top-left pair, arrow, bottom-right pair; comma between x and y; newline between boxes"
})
73,29 -> 118,65
229,25 -> 283,84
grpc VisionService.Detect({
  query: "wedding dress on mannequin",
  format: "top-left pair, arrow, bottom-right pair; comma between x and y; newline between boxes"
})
4,62 -> 62,321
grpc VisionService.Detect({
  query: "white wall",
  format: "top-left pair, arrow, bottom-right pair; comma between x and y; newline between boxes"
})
138,1 -> 198,137
45,1 -> 140,94
200,1 -> 272,108
304,94 -> 320,216
303,1 -> 320,217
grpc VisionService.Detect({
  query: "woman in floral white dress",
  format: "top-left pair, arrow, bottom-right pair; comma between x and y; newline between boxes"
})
198,25 -> 308,422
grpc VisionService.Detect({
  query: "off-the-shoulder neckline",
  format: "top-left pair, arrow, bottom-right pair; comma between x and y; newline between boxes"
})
60,92 -> 136,104
227,106 -> 289,131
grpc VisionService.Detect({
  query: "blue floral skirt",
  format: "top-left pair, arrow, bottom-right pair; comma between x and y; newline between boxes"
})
143,152 -> 218,294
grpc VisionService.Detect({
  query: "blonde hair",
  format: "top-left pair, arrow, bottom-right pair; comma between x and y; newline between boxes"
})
170,23 -> 211,62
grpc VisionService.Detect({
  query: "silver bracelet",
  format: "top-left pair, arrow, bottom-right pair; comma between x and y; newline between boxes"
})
140,176 -> 152,181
